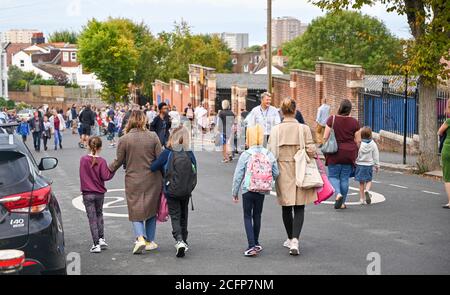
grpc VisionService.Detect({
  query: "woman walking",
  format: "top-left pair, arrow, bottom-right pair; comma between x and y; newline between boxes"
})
50,109 -> 65,151
323,99 -> 361,210
151,123 -> 197,258
218,100 -> 235,163
438,98 -> 450,209
268,98 -> 317,256
109,110 -> 163,254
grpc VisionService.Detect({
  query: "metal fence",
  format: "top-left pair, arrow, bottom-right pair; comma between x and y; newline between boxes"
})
358,86 -> 449,138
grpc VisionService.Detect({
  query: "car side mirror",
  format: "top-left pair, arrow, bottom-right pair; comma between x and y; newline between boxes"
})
38,157 -> 58,171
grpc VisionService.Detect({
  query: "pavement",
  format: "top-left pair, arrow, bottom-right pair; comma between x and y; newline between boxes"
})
30,130 -> 450,275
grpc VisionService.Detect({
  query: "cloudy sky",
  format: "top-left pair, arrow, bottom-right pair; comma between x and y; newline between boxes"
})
0,0 -> 411,45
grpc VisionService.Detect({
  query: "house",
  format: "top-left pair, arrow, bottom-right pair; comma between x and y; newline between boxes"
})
11,43 -> 102,90
231,51 -> 262,74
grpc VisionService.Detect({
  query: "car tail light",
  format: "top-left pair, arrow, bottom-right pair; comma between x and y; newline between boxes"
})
0,186 -> 51,213
0,250 -> 25,274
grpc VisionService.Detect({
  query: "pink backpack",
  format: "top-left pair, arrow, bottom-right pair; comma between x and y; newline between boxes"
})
244,150 -> 273,193
157,192 -> 169,223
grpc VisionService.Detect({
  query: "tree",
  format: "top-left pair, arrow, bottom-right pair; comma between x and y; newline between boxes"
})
283,11 -> 403,74
247,45 -> 262,52
310,0 -> 450,171
78,18 -> 139,103
7,65 -> 41,91
48,30 -> 79,44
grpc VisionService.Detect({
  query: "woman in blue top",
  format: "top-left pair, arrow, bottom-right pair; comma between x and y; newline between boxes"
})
151,122 -> 197,257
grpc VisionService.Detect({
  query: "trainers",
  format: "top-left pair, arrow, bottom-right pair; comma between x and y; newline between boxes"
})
90,244 -> 101,253
133,236 -> 146,255
365,191 -> 372,205
254,245 -> 263,253
98,238 -> 108,250
145,241 -> 159,251
289,239 -> 300,256
243,247 -> 258,257
175,241 -> 187,258
183,241 -> 189,253
283,239 -> 292,249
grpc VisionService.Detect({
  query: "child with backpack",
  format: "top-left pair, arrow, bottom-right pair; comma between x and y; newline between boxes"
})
232,125 -> 279,257
150,123 -> 197,258
16,118 -> 30,143
79,136 -> 115,253
355,126 -> 380,205
106,116 -> 116,147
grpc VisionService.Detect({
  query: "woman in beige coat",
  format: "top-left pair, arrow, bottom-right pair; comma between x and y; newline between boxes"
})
268,98 -> 317,256
109,110 -> 163,255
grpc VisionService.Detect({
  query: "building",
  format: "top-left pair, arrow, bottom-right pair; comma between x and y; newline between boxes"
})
231,51 -> 261,73
217,33 -> 249,52
31,32 -> 45,44
0,43 -> 8,99
1,29 -> 42,44
271,17 -> 308,48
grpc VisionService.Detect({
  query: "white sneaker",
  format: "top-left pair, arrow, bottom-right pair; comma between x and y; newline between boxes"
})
289,238 -> 300,256
145,241 -> 159,251
90,244 -> 101,253
283,239 -> 292,249
175,241 -> 187,258
98,238 -> 108,250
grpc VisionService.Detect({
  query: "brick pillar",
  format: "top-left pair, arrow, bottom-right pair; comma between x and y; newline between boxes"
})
315,62 -> 324,106
207,76 -> 216,115
237,86 -> 247,116
290,71 -> 298,101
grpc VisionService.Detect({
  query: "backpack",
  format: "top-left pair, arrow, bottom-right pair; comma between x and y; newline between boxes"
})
186,108 -> 194,119
165,151 -> 197,199
244,150 -> 273,193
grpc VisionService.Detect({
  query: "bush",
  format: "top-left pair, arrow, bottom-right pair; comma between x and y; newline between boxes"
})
15,102 -> 33,111
30,78 -> 57,86
0,97 -> 16,110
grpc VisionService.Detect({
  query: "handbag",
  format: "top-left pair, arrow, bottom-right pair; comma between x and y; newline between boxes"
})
156,192 -> 169,223
321,115 -> 338,154
314,158 -> 335,205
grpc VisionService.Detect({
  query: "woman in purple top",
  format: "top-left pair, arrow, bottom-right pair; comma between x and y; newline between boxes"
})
324,99 -> 361,210
79,136 -> 115,253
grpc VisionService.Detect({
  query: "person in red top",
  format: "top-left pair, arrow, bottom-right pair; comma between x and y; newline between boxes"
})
323,99 -> 361,210
79,136 -> 115,253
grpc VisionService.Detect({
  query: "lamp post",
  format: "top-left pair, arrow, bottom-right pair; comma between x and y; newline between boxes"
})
402,44 -> 409,165
267,0 -> 272,94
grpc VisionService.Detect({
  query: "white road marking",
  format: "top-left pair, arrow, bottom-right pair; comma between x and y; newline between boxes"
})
389,184 -> 408,189
372,181 -> 382,184
72,189 -> 129,218
422,191 -> 440,196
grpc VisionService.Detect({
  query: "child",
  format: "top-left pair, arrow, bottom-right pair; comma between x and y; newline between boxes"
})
107,116 -> 116,147
79,137 -> 115,253
16,118 -> 30,143
42,116 -> 52,151
355,126 -> 380,205
231,125 -> 279,257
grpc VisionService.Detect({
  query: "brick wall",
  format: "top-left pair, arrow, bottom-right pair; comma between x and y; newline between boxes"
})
152,80 -> 170,106
272,76 -> 290,107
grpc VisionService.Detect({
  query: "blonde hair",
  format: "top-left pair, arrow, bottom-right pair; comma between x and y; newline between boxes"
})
246,125 -> 264,147
280,98 -> 296,116
167,125 -> 191,151
125,110 -> 147,134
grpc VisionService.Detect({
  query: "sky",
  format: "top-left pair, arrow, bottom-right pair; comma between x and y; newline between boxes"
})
0,0 -> 412,45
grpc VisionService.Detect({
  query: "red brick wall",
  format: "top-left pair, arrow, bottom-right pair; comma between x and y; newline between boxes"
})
152,80 -> 170,106
272,77 -> 290,107
293,70 -> 317,127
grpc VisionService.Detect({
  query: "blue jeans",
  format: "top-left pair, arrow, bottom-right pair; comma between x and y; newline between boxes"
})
132,216 -> 156,241
54,130 -> 62,147
242,192 -> 265,249
328,164 -> 353,203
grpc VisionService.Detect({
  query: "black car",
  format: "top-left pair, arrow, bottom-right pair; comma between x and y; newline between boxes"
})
0,124 -> 66,275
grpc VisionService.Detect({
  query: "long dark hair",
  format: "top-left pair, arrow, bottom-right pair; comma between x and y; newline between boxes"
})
338,99 -> 352,116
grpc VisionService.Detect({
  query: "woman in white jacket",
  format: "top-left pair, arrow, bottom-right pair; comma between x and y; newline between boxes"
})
50,109 -> 66,150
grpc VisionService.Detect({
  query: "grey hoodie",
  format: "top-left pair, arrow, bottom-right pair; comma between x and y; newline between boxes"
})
356,140 -> 380,167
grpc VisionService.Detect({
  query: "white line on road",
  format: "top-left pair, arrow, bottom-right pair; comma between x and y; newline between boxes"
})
422,190 -> 440,196
389,184 -> 408,189
372,181 -> 382,184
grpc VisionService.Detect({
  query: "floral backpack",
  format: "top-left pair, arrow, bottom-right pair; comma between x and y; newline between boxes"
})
244,149 -> 273,193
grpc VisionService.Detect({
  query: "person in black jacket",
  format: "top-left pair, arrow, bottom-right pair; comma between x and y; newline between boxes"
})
150,102 -> 171,147
29,111 -> 44,152
79,104 -> 95,148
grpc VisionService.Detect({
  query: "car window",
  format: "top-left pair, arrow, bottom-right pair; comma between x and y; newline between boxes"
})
0,151 -> 30,188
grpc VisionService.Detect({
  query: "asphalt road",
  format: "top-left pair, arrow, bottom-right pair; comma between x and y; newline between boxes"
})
31,131 -> 450,275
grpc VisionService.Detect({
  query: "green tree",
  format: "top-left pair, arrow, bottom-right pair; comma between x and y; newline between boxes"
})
283,11 -> 403,74
247,45 -> 262,52
48,30 -> 79,44
310,0 -> 450,171
7,65 -> 41,91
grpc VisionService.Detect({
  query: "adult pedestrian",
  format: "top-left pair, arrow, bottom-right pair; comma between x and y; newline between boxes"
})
79,104 -> 95,148
194,102 -> 209,147
29,111 -> 44,152
71,104 -> 78,134
438,98 -> 450,209
151,102 -> 171,147
50,109 -> 65,150
109,110 -> 163,254
323,99 -> 361,210
146,105 -> 157,126
245,92 -> 281,146
169,105 -> 181,123
268,98 -> 317,256
151,124 -> 196,257
218,100 -> 235,163
316,99 -> 331,145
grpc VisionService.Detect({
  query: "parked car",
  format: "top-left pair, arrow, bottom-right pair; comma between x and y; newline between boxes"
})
16,109 -> 34,122
0,124 -> 66,275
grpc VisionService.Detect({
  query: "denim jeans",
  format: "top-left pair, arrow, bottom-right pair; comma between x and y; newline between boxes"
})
54,130 -> 62,147
132,216 -> 156,241
242,192 -> 265,249
327,164 -> 353,203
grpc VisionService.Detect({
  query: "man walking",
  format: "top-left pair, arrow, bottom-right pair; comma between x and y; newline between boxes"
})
245,92 -> 281,146
29,111 -> 44,152
151,102 -> 172,147
316,99 -> 331,145
78,104 -> 95,148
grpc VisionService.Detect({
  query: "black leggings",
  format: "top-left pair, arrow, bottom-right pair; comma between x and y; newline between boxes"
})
282,205 -> 305,240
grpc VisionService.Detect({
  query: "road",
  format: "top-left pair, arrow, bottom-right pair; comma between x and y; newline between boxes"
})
31,130 -> 450,275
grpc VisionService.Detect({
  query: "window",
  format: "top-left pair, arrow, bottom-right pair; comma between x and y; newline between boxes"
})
63,52 -> 69,62
243,64 -> 249,73
20,60 -> 25,67
71,52 -> 77,62
232,58 -> 238,65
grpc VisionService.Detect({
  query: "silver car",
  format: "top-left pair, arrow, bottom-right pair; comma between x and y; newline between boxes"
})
16,109 -> 34,122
